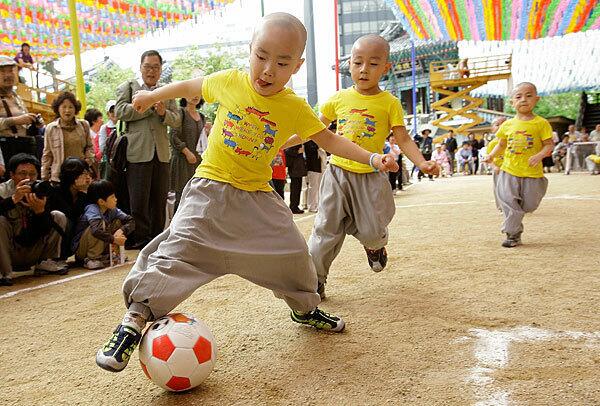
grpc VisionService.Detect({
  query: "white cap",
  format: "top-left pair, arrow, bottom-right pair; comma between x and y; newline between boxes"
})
105,100 -> 116,112
0,55 -> 16,66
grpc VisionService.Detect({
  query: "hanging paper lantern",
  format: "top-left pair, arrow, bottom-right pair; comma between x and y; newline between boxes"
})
385,0 -> 599,41
0,0 -> 234,59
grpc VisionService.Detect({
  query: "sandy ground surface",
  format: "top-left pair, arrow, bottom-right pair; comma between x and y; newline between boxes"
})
1,173 -> 599,406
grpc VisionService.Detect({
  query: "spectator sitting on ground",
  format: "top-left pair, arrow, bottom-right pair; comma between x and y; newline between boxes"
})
431,143 -> 450,177
42,91 -> 95,182
584,142 -> 600,175
444,129 -> 458,175
552,135 -> 570,172
457,141 -> 473,175
590,124 -> 600,142
0,153 -> 68,285
564,124 -> 581,142
84,108 -> 104,162
48,157 -> 92,261
441,144 -> 453,176
72,179 -> 134,270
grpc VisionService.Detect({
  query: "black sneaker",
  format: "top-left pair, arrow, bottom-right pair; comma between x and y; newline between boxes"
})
96,324 -> 142,372
291,308 -> 345,332
364,247 -> 387,272
501,233 -> 522,248
317,282 -> 326,300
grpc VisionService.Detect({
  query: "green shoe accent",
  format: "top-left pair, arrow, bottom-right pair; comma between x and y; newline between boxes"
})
291,308 -> 345,332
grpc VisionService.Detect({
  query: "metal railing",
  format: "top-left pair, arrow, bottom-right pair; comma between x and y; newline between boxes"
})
430,54 -> 512,84
16,67 -> 75,106
564,141 -> 600,174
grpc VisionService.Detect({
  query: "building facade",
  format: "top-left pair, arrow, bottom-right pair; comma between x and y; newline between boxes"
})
337,0 -> 396,88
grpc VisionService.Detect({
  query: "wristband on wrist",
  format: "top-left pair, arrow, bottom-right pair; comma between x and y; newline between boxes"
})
369,153 -> 379,171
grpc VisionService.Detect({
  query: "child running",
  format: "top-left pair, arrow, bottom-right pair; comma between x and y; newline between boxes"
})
96,13 -> 400,373
485,82 -> 554,247
305,34 -> 438,299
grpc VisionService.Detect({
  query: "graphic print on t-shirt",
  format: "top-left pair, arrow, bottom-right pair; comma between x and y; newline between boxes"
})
221,105 -> 278,161
337,108 -> 377,146
507,130 -> 534,155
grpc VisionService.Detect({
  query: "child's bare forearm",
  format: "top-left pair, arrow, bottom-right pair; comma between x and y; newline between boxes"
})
311,129 -> 371,165
393,126 -> 425,167
489,139 -> 507,159
150,78 -> 203,103
539,142 -> 554,157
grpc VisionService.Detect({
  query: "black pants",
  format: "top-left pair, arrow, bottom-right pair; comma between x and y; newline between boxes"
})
473,154 -> 479,174
127,153 -> 169,245
418,153 -> 433,180
271,179 -> 286,199
289,176 -> 302,210
0,135 -> 37,165
388,156 -> 402,190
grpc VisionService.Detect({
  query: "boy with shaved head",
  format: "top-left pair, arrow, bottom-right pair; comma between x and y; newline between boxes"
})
307,34 -> 438,299
96,13 -> 402,373
485,82 -> 554,247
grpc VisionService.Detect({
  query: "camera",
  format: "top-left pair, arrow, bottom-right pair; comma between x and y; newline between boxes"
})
33,114 -> 44,127
28,180 -> 52,198
26,114 -> 44,137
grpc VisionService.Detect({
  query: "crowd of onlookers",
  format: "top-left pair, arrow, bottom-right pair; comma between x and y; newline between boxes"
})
0,49 -> 213,285
1,44 -> 599,287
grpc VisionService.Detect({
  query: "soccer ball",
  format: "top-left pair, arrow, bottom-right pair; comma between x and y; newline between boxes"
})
138,313 -> 217,392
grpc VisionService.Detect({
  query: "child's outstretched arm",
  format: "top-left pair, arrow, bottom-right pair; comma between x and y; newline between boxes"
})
280,115 -> 331,151
392,125 -> 439,175
310,128 -> 399,173
132,77 -> 204,113
484,138 -> 507,164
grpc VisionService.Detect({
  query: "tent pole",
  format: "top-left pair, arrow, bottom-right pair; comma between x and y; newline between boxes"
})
68,0 -> 86,114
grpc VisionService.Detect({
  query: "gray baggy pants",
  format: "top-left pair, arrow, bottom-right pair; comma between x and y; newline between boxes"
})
0,211 -> 67,277
492,170 -> 500,210
496,171 -> 548,236
308,165 -> 395,285
122,178 -> 320,320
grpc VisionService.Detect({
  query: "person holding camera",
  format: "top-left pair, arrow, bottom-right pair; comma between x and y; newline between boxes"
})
41,91 -> 95,183
0,153 -> 68,285
0,56 -> 43,167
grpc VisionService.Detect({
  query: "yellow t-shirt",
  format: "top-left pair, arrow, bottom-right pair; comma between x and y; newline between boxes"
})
486,137 -> 504,167
495,115 -> 553,178
321,87 -> 405,173
195,69 -> 326,191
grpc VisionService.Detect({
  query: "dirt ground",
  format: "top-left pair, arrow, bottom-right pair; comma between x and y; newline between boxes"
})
1,173 -> 599,406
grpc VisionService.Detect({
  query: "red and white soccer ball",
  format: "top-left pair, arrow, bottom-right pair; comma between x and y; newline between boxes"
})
138,313 -> 217,392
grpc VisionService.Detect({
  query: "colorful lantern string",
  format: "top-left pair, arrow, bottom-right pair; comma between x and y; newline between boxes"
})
0,0 -> 233,59
385,0 -> 598,41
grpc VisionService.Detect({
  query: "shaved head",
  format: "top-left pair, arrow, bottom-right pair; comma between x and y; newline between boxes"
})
252,12 -> 307,57
512,82 -> 538,96
352,34 -> 390,61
